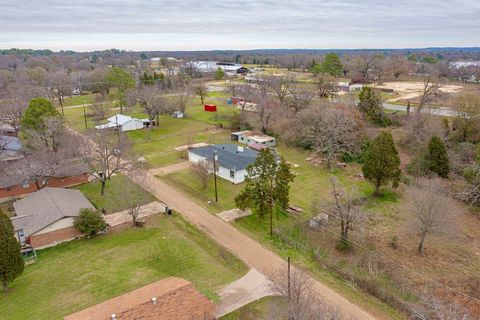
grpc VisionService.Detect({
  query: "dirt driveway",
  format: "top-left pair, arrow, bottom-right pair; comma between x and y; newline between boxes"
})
131,172 -> 377,320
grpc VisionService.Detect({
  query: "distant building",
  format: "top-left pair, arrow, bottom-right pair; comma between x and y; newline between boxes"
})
188,144 -> 259,184
11,187 -> 95,249
95,114 -> 153,132
231,130 -> 277,148
190,61 -> 248,75
64,277 -> 216,320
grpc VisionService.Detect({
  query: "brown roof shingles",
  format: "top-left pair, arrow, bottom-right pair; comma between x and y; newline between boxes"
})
64,277 -> 216,320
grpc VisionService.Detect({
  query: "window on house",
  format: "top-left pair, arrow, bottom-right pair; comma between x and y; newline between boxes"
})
230,170 -> 235,179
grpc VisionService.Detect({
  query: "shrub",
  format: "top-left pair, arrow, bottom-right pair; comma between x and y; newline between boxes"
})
74,208 -> 107,237
425,136 -> 450,177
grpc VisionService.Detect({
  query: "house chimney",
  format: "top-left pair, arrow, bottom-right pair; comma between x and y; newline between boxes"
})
152,297 -> 157,304
237,146 -> 244,152
111,314 -> 116,320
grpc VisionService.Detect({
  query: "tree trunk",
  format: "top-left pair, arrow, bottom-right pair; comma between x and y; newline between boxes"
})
59,97 -> 65,116
100,180 -> 106,196
418,233 -> 427,254
373,181 -> 381,196
3,280 -> 7,293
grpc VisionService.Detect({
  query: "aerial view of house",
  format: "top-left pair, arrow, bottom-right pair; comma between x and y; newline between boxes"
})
188,144 -> 259,183
11,187 -> 95,248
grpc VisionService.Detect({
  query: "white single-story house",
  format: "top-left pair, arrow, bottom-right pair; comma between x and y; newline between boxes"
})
231,130 -> 277,148
188,144 -> 259,184
95,114 -> 152,132
11,187 -> 95,249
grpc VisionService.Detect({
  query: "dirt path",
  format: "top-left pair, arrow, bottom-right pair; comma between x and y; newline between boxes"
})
131,172 -> 377,320
149,161 -> 192,176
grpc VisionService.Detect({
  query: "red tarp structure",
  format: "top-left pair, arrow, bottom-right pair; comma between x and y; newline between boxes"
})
204,104 -> 217,112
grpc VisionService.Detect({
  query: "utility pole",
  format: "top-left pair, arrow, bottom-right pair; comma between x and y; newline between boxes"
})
287,256 -> 291,301
115,114 -> 120,145
83,102 -> 88,130
213,150 -> 218,202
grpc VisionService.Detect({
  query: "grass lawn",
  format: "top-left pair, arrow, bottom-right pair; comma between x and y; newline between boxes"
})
0,214 -> 248,320
74,175 -> 157,214
157,145 -> 405,319
127,115 -> 231,167
61,93 -> 97,107
220,296 -> 286,319
186,96 -> 238,128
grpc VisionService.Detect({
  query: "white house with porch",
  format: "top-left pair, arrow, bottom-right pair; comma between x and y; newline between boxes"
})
95,114 -> 152,132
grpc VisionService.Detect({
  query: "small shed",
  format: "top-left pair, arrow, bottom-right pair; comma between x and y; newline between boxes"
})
204,104 -> 217,112
172,111 -> 184,118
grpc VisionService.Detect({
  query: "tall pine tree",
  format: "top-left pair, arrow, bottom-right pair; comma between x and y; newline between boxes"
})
425,136 -> 450,178
0,211 -> 24,292
362,131 -> 401,196
235,149 -> 295,236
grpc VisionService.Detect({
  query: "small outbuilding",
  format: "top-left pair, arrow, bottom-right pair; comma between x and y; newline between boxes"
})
95,114 -> 152,132
231,130 -> 277,148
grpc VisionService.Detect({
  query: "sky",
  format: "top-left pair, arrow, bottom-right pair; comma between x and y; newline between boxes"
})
0,0 -> 479,51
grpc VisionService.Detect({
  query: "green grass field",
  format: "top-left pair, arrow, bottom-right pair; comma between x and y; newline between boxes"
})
0,214 -> 247,320
220,296 -> 286,319
74,175 -> 157,214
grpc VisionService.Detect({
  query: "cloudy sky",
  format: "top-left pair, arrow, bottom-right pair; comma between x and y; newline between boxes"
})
0,0 -> 479,51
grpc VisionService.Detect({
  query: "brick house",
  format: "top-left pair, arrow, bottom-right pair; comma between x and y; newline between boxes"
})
11,187 -> 95,249
64,277 -> 216,320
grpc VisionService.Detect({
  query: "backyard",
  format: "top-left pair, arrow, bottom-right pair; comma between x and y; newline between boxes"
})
0,214 -> 248,320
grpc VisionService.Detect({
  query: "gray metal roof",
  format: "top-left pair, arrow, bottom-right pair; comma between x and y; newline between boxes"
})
189,144 -> 259,171
12,187 -> 95,237
0,135 -> 22,151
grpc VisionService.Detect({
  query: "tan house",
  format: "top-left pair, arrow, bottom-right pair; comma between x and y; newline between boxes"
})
11,187 -> 95,249
64,277 -> 216,320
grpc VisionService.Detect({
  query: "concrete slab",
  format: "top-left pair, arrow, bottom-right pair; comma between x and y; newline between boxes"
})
216,268 -> 278,318
217,208 -> 251,223
104,202 -> 166,227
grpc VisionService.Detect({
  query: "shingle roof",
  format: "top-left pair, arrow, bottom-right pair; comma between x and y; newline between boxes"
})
64,277 -> 216,320
12,187 -> 94,237
189,144 -> 258,171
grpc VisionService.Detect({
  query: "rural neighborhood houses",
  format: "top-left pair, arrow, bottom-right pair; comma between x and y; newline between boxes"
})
189,61 -> 249,75
188,144 -> 259,183
64,277 -> 216,320
231,130 -> 277,148
11,187 -> 95,249
95,114 -> 153,132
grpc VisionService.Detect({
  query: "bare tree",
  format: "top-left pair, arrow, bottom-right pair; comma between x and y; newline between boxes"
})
317,73 -> 338,98
408,178 -> 455,254
25,115 -> 66,152
410,296 -> 471,320
418,75 -> 442,112
287,84 -> 315,114
351,54 -> 381,83
452,92 -> 480,142
271,265 -> 344,320
191,160 -> 213,189
303,105 -> 363,169
329,176 -> 366,246
172,88 -> 191,114
265,75 -> 294,105
137,86 -> 168,126
81,131 -> 132,196
114,177 -> 151,226
194,83 -> 208,105
46,69 -> 74,115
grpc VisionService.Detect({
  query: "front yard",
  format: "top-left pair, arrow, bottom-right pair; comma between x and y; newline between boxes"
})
0,214 -> 248,320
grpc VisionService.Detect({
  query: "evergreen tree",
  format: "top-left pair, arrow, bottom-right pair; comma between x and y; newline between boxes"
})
0,211 -> 24,292
320,53 -> 343,76
21,97 -> 59,132
362,131 -> 401,195
358,86 -> 389,126
235,149 -> 295,236
74,209 -> 107,237
214,67 -> 225,80
105,66 -> 135,113
425,136 -> 450,178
